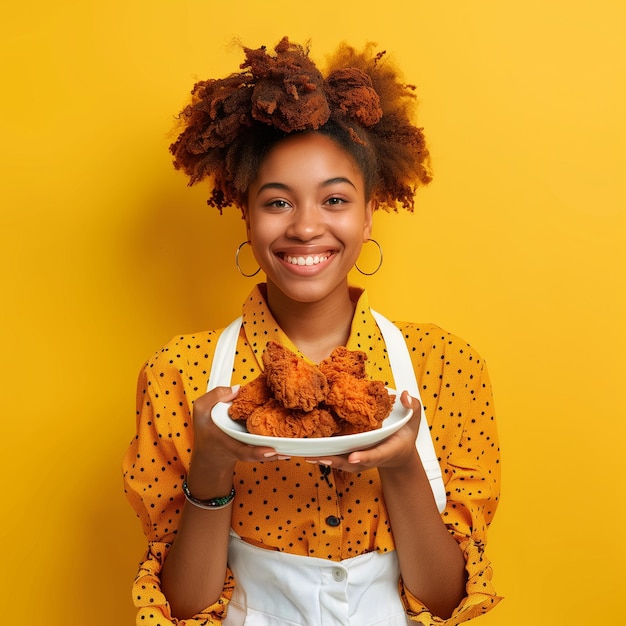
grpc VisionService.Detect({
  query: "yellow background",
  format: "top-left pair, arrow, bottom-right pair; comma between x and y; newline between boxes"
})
1,1 -> 624,623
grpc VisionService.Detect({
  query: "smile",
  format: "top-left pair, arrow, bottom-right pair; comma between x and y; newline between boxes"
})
285,254 -> 330,266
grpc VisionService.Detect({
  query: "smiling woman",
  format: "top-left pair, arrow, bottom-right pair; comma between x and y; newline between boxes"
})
245,133 -> 373,321
123,36 -> 501,626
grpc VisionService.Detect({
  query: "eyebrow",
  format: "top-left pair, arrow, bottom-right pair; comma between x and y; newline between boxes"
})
256,177 -> 357,195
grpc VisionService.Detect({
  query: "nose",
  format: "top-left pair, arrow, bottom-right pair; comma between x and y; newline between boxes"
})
285,204 -> 325,241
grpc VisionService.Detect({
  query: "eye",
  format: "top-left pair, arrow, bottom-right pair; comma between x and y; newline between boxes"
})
325,196 -> 346,207
265,199 -> 291,209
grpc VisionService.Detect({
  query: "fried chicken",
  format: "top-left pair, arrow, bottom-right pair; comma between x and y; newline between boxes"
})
229,341 -> 394,439
262,340 -> 328,411
228,373 -> 272,421
319,346 -> 367,382
247,399 -> 340,438
326,372 -> 395,432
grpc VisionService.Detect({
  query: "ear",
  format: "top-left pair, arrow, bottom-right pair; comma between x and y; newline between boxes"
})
241,203 -> 252,240
363,199 -> 375,241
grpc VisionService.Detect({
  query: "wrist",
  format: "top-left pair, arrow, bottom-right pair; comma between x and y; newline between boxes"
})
379,449 -> 423,481
183,480 -> 235,510
187,455 -> 236,500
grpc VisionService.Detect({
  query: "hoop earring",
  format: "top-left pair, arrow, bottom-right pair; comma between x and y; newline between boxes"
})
355,239 -> 383,276
235,241 -> 261,277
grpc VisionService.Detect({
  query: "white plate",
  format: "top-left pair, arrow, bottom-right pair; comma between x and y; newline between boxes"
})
211,389 -> 411,456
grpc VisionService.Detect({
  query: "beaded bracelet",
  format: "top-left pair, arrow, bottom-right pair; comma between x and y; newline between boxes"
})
182,479 -> 236,510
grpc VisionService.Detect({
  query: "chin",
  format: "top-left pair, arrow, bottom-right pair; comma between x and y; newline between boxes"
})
268,278 -> 346,306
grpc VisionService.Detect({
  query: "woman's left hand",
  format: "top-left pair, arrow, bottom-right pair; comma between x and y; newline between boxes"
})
304,390 -> 422,473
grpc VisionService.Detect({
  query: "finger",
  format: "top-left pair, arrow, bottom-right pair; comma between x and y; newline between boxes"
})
303,457 -> 336,466
347,421 -> 419,466
209,384 -> 241,404
238,444 -> 286,463
347,438 -> 394,467
400,389 -> 420,412
303,452 -> 371,468
194,385 -> 240,416
399,391 -> 422,435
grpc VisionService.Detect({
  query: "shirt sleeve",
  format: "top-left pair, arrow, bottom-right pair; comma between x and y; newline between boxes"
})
400,327 -> 503,624
122,349 -> 234,625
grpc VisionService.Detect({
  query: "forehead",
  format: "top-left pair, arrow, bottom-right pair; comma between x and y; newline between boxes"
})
255,133 -> 363,184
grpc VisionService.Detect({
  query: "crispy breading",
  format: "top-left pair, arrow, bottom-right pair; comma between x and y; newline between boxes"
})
319,346 -> 367,382
228,373 -> 272,421
262,341 -> 328,412
229,342 -> 394,438
247,400 -> 340,438
326,372 -> 394,432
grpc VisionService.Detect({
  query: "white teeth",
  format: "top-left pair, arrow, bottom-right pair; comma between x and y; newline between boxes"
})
286,254 -> 329,266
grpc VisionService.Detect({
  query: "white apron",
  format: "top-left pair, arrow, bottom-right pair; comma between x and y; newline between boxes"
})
208,311 -> 446,625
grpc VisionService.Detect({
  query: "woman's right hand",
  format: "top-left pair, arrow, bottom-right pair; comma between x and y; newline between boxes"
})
185,386 -> 279,498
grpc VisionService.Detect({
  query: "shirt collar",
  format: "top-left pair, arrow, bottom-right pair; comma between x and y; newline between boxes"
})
240,283 -> 379,361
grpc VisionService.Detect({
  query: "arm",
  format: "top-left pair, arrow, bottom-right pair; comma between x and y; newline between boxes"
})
123,349 -> 277,624
378,397 -> 467,619
307,336 -> 502,623
159,388 -> 238,619
122,361 -> 232,625
318,393 -> 466,619
395,327 -> 502,623
160,387 -> 281,620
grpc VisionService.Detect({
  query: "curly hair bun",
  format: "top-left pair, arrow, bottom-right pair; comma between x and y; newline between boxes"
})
170,36 -> 431,213
326,68 -> 382,127
245,37 -> 330,132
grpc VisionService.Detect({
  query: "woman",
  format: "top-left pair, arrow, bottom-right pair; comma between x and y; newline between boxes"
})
123,37 -> 501,625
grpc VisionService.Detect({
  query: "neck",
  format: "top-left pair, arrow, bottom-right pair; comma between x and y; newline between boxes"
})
265,282 -> 357,363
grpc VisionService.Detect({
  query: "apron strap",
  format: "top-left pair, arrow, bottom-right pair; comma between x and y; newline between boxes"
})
207,316 -> 242,390
207,313 -> 446,512
371,310 -> 446,513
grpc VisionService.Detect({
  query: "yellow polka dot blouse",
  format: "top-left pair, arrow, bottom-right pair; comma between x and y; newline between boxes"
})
123,285 -> 502,625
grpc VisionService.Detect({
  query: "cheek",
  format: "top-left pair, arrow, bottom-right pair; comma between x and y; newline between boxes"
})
340,215 -> 371,241
247,219 -> 275,258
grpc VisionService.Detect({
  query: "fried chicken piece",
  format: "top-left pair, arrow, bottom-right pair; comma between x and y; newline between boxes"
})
336,421 -> 367,436
262,341 -> 328,411
247,399 -> 340,438
319,346 -> 367,382
231,342 -> 392,439
246,399 -> 292,436
326,372 -> 395,433
228,373 -> 272,421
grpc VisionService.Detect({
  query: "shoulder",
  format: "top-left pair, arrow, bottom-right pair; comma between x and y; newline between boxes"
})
392,321 -> 488,374
140,329 -> 223,383
393,321 -> 481,355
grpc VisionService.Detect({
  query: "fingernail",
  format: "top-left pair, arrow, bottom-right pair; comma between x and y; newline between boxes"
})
277,455 -> 291,461
231,384 -> 241,393
264,451 -> 277,458
318,460 -> 332,466
406,393 -> 412,403
349,457 -> 361,464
